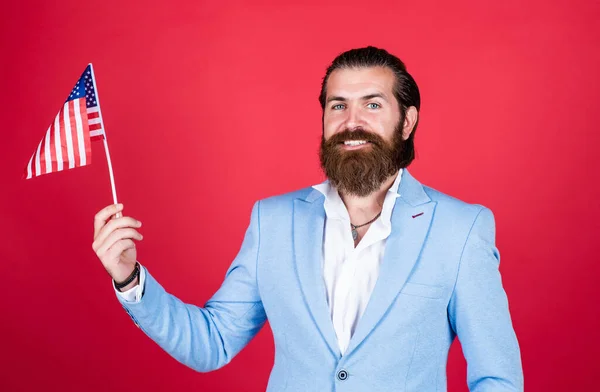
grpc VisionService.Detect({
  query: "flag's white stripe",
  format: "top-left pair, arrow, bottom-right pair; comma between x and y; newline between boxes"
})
64,102 -> 75,169
26,154 -> 33,179
54,113 -> 63,171
86,106 -> 99,114
34,138 -> 42,176
90,130 -> 104,137
74,100 -> 86,166
88,118 -> 101,125
44,125 -> 52,174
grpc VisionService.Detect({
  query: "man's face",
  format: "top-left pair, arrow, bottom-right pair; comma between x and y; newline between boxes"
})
319,66 -> 406,197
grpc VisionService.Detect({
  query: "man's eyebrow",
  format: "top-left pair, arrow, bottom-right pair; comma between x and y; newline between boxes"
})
362,93 -> 388,102
326,93 -> 389,104
326,96 -> 347,104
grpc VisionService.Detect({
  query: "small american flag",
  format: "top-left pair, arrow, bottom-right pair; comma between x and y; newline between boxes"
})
24,64 -> 106,179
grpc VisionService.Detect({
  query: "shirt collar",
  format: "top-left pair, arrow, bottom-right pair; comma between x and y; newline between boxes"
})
312,168 -> 403,224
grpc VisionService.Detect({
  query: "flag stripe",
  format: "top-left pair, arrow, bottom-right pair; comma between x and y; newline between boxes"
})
59,106 -> 68,171
34,137 -> 42,176
39,126 -> 48,174
63,101 -> 75,169
68,100 -> 81,166
86,106 -> 104,139
79,98 -> 92,165
54,112 -> 63,171
48,119 -> 57,172
26,154 -> 33,179
73,100 -> 85,166
44,125 -> 52,173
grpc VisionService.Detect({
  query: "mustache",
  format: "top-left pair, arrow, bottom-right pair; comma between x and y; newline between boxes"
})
325,128 -> 384,146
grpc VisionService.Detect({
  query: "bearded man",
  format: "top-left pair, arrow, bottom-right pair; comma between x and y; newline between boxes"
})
92,46 -> 524,391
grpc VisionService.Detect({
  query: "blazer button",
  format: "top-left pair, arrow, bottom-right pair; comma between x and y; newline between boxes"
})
337,370 -> 348,381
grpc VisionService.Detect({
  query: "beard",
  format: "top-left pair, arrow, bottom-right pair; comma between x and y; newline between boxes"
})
319,122 -> 406,197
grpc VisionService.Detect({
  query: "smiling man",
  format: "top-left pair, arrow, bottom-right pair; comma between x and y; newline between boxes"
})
93,46 -> 523,391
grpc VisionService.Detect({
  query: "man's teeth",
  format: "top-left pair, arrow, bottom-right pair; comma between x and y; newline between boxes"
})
344,140 -> 368,146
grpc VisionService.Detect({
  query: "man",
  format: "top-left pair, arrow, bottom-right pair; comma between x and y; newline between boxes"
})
92,46 -> 523,391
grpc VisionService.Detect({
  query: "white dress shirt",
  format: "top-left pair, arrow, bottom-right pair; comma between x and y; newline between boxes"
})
311,169 -> 401,355
115,169 -> 402,355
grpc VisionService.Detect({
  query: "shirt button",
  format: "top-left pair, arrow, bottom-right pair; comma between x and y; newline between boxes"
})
337,369 -> 348,381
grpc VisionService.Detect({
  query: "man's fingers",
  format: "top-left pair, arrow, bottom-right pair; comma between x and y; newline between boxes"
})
95,227 -> 143,256
94,204 -> 123,238
93,216 -> 141,251
106,239 -> 136,261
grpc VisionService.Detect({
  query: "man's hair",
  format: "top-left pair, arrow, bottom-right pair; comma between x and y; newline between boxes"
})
318,46 -> 421,167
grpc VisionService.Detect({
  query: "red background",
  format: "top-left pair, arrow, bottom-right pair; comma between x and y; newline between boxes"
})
1,0 -> 599,390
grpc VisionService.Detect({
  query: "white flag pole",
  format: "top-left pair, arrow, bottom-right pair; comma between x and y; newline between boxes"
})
88,63 -> 122,218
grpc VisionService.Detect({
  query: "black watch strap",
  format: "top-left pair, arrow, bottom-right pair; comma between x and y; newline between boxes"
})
114,262 -> 140,292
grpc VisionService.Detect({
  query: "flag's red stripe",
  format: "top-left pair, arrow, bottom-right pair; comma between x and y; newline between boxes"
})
88,111 -> 99,119
59,102 -> 68,168
89,123 -> 102,131
48,118 -> 57,173
80,99 -> 92,164
39,124 -> 48,175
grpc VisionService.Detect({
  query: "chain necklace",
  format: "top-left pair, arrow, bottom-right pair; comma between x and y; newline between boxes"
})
350,211 -> 382,241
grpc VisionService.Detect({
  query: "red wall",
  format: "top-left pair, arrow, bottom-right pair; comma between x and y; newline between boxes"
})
1,0 -> 599,390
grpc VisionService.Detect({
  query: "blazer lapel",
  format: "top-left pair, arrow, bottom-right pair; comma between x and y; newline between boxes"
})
293,191 -> 342,358
344,169 -> 437,356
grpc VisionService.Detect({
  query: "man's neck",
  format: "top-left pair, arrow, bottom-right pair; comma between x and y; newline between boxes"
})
338,171 -> 399,222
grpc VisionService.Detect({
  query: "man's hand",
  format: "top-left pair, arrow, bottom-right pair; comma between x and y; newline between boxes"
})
92,204 -> 143,291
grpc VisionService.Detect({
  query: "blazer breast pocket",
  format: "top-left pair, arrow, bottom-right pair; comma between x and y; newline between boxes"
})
400,282 -> 444,299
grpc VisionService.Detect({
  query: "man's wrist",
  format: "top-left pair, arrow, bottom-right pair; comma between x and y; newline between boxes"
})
114,262 -> 141,292
117,276 -> 139,292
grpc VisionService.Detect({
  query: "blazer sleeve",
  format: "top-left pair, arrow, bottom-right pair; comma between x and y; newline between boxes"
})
116,200 -> 267,372
448,206 -> 524,391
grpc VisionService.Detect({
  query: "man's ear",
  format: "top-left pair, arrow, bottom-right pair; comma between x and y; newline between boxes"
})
402,106 -> 419,140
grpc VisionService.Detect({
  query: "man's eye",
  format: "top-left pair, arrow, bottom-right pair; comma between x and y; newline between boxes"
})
367,102 -> 381,109
331,104 -> 345,110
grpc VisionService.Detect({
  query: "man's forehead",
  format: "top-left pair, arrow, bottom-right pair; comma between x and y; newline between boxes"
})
326,66 -> 395,98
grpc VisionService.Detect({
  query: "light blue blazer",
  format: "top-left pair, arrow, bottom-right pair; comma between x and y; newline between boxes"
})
118,168 -> 523,391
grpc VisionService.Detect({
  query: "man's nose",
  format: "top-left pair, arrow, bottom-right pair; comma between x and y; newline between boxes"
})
343,106 -> 364,130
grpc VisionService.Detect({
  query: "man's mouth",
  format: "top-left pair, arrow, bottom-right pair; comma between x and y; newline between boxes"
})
339,140 -> 372,149
343,140 -> 368,146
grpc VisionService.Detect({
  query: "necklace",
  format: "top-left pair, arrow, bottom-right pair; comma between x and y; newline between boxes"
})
350,211 -> 382,241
